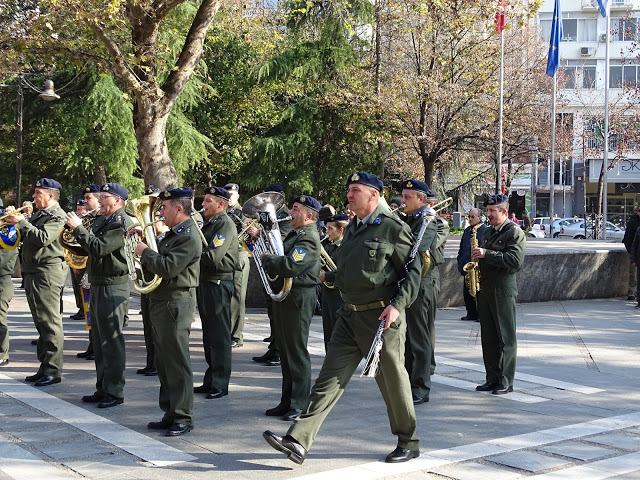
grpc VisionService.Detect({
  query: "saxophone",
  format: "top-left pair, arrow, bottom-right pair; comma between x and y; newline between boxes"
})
463,223 -> 481,297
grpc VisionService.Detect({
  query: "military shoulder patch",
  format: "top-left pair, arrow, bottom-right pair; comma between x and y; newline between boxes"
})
291,247 -> 307,262
212,233 -> 225,247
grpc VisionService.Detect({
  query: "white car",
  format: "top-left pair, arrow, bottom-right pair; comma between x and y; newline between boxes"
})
558,221 -> 625,240
532,217 -> 580,238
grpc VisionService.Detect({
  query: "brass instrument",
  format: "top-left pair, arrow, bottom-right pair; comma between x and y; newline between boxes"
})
59,208 -> 99,258
124,195 -> 162,294
0,205 -> 32,224
419,197 -> 453,276
463,223 -> 481,297
238,219 -> 260,255
242,192 -> 292,302
320,245 -> 338,289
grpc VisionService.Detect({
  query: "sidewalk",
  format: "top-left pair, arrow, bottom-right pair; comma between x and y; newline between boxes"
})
1,279 -> 640,479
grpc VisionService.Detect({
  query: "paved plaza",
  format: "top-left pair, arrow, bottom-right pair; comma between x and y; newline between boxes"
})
1,278 -> 640,479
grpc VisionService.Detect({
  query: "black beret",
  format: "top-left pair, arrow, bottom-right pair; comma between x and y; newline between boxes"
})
486,194 -> 509,206
223,183 -> 239,192
263,184 -> 284,194
101,183 -> 129,200
204,186 -> 231,200
84,184 -> 102,194
325,213 -> 350,223
346,172 -> 383,192
291,194 -> 322,212
76,199 -> 86,206
161,187 -> 193,199
34,178 -> 62,190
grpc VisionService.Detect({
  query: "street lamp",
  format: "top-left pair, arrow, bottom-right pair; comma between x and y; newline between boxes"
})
1,73 -> 60,205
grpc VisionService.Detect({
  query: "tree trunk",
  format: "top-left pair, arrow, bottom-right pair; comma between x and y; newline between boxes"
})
419,139 -> 435,186
93,164 -> 107,184
133,102 -> 178,190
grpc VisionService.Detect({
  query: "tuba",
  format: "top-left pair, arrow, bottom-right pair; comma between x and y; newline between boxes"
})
60,208 -> 99,269
124,195 -> 162,294
464,223 -> 481,297
242,192 -> 292,302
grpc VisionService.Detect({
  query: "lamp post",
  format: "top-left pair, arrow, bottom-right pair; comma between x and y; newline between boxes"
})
2,74 -> 59,205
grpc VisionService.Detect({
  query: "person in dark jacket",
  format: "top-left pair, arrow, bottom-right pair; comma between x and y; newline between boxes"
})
456,208 -> 487,321
629,223 -> 640,308
623,207 -> 640,301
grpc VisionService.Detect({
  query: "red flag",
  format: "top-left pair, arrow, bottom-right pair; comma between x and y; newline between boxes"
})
495,0 -> 507,33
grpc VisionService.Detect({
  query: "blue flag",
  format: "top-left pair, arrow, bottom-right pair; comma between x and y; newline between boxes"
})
546,0 -> 563,78
591,0 -> 607,17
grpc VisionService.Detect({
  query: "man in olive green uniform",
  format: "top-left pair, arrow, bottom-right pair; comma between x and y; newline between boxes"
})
224,183 -> 249,348
318,213 -> 348,349
0,207 -> 19,366
263,172 -> 422,464
194,186 -> 238,399
252,184 -> 291,366
260,194 -> 320,421
472,194 -> 525,395
66,183 -> 130,408
401,180 -> 447,405
135,187 -> 202,436
6,178 -> 68,386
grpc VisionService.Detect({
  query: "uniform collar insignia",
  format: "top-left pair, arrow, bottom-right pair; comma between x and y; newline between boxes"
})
413,211 -> 421,218
373,216 -> 381,224
176,226 -> 185,234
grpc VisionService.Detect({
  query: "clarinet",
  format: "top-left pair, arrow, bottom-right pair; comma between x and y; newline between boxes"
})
361,207 -> 438,377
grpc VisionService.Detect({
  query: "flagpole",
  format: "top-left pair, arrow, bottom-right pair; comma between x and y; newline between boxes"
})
602,2 -> 611,239
550,74 -> 556,237
497,29 -> 505,195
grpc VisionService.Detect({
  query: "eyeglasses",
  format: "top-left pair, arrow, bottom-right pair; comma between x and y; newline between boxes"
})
99,194 -> 117,200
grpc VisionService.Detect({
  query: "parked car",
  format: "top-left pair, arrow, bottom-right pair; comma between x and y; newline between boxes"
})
532,217 -> 580,238
558,221 -> 625,240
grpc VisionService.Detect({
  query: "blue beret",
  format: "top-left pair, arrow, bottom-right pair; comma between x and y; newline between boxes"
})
325,213 -> 349,223
263,184 -> 284,194
223,183 -> 239,192
34,178 -> 62,191
204,186 -> 230,200
292,194 -> 322,212
486,194 -> 508,206
146,185 -> 161,196
346,172 -> 383,192
101,183 -> 129,200
401,179 -> 430,195
161,187 -> 193,200
76,199 -> 86,206
84,184 -> 102,194
425,188 -> 437,200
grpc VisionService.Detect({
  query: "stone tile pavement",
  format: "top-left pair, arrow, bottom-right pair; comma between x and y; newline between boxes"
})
1,279 -> 640,479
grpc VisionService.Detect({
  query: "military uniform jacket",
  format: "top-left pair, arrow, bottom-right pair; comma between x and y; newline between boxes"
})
334,203 -> 421,311
227,203 -> 249,261
141,218 -> 203,300
73,208 -> 129,285
262,222 -> 321,289
16,203 -> 66,273
478,219 -> 526,295
405,206 -> 438,282
200,210 -> 238,282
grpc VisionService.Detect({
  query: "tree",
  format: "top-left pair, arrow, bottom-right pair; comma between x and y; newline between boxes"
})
373,0 -> 543,189
2,0 -> 226,189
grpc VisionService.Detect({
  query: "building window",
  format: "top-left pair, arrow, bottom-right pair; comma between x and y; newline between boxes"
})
610,61 -> 639,88
540,17 -> 597,41
613,16 -> 639,41
562,61 -> 597,89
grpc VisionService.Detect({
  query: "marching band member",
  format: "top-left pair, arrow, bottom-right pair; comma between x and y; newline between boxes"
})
0,201 -> 19,367
263,172 -> 421,464
135,187 -> 202,436
401,180 -> 446,406
5,178 -> 68,386
66,183 -> 130,408
318,213 -> 348,349
261,194 -> 321,421
194,186 -> 238,399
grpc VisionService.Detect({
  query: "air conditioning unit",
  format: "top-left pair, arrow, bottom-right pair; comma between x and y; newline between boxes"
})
599,33 -> 607,42
580,46 -> 595,56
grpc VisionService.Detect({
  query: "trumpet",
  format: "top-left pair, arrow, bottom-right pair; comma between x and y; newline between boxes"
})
239,216 -> 291,256
0,205 -> 32,224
